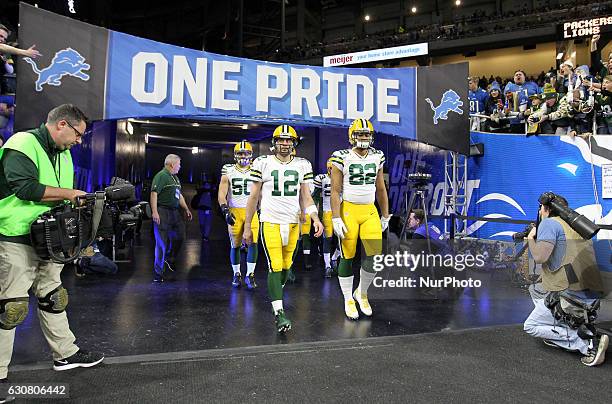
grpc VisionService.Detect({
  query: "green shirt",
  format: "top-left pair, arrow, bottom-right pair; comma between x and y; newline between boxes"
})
151,168 -> 181,208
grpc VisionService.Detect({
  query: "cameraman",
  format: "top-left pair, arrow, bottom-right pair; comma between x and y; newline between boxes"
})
523,194 -> 608,366
0,105 -> 104,385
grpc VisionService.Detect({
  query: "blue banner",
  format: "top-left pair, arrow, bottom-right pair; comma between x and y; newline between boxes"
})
106,31 -> 416,139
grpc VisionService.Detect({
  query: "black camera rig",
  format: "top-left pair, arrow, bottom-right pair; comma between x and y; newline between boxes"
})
30,177 -> 150,263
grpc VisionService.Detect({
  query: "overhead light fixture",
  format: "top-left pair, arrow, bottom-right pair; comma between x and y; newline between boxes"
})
191,122 -> 200,127
126,121 -> 134,135
241,124 -> 248,130
455,0 -> 461,5
556,52 -> 564,60
364,14 -> 370,21
67,0 -> 76,13
411,6 -> 417,13
192,147 -> 199,154
145,133 -> 149,144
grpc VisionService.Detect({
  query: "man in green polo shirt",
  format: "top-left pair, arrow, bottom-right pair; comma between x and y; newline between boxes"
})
0,104 -> 104,388
150,154 -> 192,282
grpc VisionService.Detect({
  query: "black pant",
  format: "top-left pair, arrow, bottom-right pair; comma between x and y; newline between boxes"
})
153,207 -> 185,274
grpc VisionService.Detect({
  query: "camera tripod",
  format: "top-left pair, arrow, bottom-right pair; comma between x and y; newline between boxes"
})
399,185 -> 433,254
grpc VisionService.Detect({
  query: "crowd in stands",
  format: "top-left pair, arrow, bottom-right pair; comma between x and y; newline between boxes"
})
277,0 -> 610,63
469,41 -> 612,136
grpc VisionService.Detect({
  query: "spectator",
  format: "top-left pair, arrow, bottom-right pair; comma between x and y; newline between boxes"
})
528,84 -> 572,135
504,70 -> 540,133
0,24 -> 41,63
468,76 -> 489,131
558,60 -> 577,95
0,95 -> 13,141
594,75 -> 612,134
484,82 -> 508,132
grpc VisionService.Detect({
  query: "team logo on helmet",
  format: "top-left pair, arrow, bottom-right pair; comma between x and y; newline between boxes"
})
348,119 -> 374,149
234,140 -> 253,167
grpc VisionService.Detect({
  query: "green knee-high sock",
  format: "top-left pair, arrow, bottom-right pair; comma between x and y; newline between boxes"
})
337,258 -> 353,277
361,255 -> 376,273
230,247 -> 240,265
268,271 -> 283,301
280,268 -> 289,285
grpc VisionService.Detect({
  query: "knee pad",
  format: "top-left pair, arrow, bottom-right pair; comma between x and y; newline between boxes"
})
0,297 -> 30,330
38,286 -> 69,313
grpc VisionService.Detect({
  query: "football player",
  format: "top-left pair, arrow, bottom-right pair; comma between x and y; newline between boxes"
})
218,141 -> 259,289
313,159 -> 335,278
244,125 -> 323,333
330,119 -> 391,320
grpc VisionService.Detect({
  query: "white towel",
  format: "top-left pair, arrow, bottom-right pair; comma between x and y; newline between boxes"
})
280,224 -> 290,246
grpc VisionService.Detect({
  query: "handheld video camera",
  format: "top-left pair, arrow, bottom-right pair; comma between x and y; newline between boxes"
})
30,177 -> 151,263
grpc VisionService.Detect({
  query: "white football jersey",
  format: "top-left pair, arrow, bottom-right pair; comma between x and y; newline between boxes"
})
330,148 -> 385,204
221,164 -> 254,208
314,173 -> 332,212
250,155 -> 314,224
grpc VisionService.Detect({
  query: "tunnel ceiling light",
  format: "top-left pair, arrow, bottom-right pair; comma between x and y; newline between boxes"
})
126,121 -> 134,135
241,124 -> 249,130
364,14 -> 371,21
455,0 -> 461,5
411,6 -> 417,13
192,147 -> 199,154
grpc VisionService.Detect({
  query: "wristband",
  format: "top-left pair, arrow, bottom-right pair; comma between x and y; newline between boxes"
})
305,204 -> 318,216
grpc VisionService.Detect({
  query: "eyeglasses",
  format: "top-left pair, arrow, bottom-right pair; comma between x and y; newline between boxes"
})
65,121 -> 85,138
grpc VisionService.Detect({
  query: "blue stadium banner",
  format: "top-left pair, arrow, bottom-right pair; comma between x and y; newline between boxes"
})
16,3 -> 468,154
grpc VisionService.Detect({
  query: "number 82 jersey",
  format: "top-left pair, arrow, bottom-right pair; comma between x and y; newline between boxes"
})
250,155 -> 314,224
330,148 -> 385,205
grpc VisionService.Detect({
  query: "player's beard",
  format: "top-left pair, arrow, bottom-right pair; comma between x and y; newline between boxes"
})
275,144 -> 293,157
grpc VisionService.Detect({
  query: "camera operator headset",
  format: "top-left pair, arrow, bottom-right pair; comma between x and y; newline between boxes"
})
523,191 -> 608,366
0,104 -> 104,382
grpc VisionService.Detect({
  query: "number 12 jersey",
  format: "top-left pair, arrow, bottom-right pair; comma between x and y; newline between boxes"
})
250,155 -> 314,224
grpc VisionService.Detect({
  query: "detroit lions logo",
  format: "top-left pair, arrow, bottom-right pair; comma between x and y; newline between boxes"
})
425,90 -> 464,125
24,48 -> 90,92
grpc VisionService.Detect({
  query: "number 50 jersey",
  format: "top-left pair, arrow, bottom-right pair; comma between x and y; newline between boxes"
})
221,164 -> 254,208
250,155 -> 314,224
330,148 -> 385,204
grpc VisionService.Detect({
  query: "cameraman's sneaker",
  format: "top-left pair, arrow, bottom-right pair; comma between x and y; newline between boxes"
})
581,335 -> 609,366
53,349 -> 104,371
